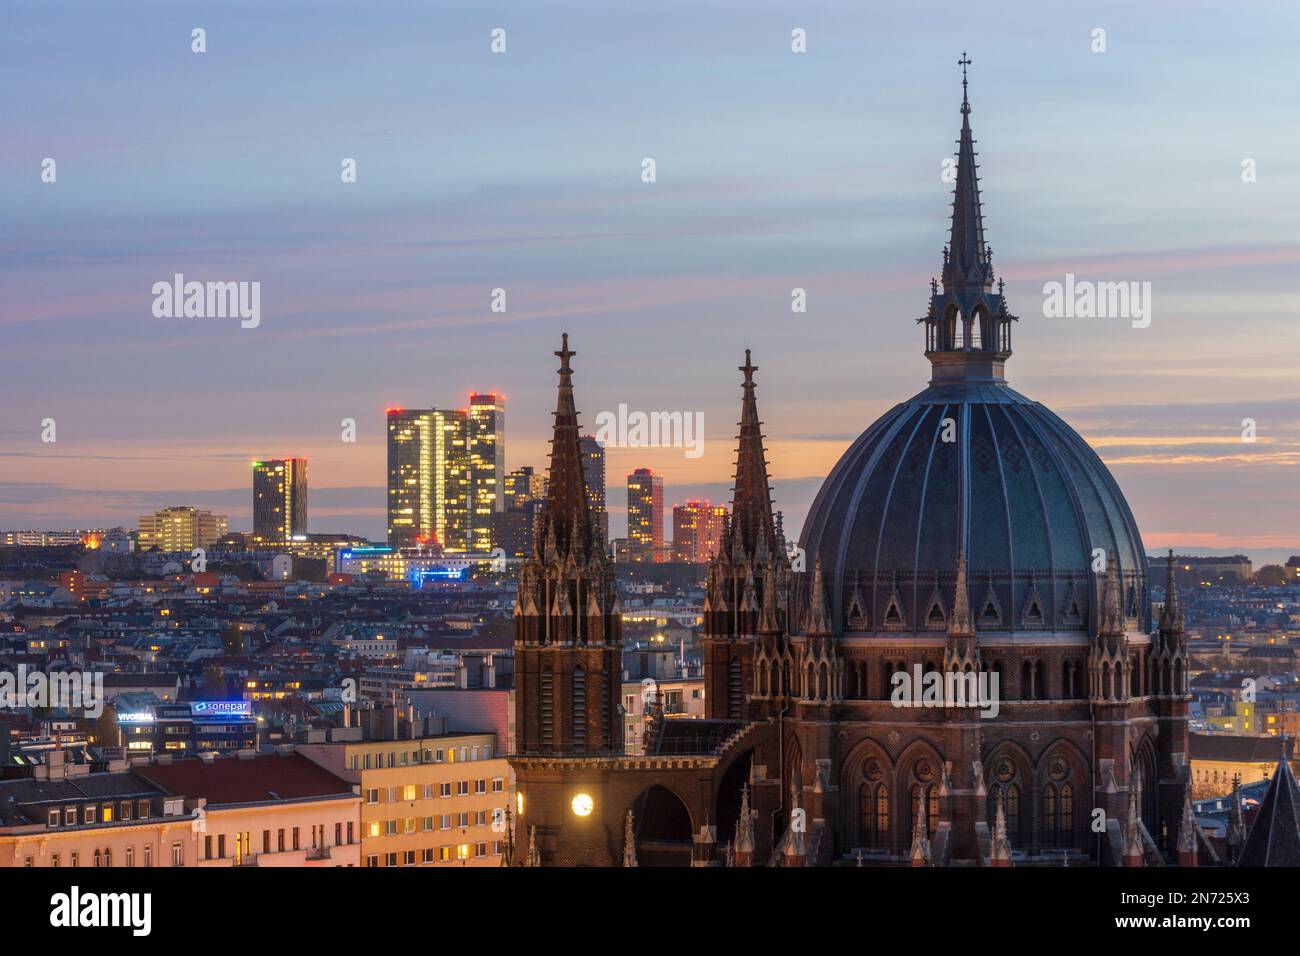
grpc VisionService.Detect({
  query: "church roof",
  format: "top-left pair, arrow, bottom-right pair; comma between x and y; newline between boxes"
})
1235,745 -> 1300,867
798,61 -> 1147,636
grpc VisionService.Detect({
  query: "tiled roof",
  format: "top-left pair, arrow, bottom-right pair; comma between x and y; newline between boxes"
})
134,753 -> 356,807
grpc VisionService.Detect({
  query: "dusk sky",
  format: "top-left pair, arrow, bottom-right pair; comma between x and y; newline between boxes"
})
3,0 -> 1298,562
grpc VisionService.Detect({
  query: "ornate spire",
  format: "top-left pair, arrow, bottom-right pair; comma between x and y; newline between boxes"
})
735,784 -> 756,861
534,333 -> 595,562
1099,554 -> 1126,638
990,789 -> 1012,865
730,350 -> 781,564
1159,548 -> 1183,633
1176,784 -> 1198,862
806,556 -> 830,635
909,794 -> 931,866
920,56 -> 1016,377
947,52 -> 991,293
622,811 -> 638,867
948,552 -> 975,638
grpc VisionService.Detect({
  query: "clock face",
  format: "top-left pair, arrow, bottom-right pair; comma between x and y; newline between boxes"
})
571,793 -> 594,817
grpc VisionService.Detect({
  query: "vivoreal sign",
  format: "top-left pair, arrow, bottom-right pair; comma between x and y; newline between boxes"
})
190,700 -> 253,718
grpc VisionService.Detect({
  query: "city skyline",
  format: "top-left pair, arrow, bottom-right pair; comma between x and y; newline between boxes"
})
4,1 -> 1300,558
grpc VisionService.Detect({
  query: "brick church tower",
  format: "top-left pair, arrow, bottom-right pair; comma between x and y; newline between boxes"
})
513,333 -> 623,758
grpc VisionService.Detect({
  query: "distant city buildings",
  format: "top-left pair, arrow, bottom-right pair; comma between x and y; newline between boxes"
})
626,467 -> 663,563
252,458 -> 307,543
386,408 -> 469,551
579,435 -> 608,546
138,507 -> 229,552
672,498 -> 728,563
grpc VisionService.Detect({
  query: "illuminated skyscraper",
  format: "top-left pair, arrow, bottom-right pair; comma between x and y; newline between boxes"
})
252,459 -> 307,543
138,506 -> 229,552
467,393 -> 506,551
580,434 -> 608,546
503,466 -> 544,509
386,408 -> 469,551
671,498 -> 728,563
626,467 -> 663,563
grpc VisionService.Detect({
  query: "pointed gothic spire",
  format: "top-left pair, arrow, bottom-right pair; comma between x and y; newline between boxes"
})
730,350 -> 780,564
623,810 -> 638,867
922,55 -> 1015,370
948,552 -> 975,637
1159,548 -> 1183,633
806,556 -> 830,635
990,790 -> 1013,865
909,794 -> 931,866
946,52 -> 992,294
535,333 -> 595,562
1099,554 -> 1126,637
1236,735 -> 1300,866
1177,784 -> 1199,864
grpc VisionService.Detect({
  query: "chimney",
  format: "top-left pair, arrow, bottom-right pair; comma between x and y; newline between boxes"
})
484,653 -> 496,689
342,701 -> 351,729
383,703 -> 398,741
456,655 -> 468,689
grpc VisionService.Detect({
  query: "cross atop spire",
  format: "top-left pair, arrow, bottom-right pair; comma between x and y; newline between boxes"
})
740,348 -> 756,386
958,51 -> 972,113
555,331 -> 575,374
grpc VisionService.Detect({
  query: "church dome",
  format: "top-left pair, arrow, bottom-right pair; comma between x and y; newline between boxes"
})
798,68 -> 1149,637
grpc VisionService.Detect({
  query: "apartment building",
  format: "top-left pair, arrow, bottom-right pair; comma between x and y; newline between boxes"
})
297,705 -> 512,867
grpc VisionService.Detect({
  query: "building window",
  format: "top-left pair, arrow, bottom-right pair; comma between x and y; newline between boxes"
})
48,809 -> 60,827
83,806 -> 95,825
366,855 -> 379,868
366,789 -> 379,804
278,829 -> 286,852
52,854 -> 60,868
385,820 -> 398,836
204,835 -> 212,860
403,785 -> 417,801
217,834 -> 226,858
403,850 -> 416,866
347,822 -> 354,844
121,801 -> 132,820
292,828 -> 300,851
457,781 -> 469,797
263,830 -> 271,854
138,799 -> 151,818
421,848 -> 434,864
385,853 -> 397,867
475,779 -> 487,795
423,784 -> 434,799
70,852 -> 79,868
335,822 -> 342,846
145,845 -> 153,867
65,807 -> 77,826
125,847 -> 133,867
440,783 -> 452,798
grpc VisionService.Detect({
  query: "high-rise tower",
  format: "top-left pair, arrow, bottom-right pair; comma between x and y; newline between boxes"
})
252,458 -> 307,542
386,408 -> 469,551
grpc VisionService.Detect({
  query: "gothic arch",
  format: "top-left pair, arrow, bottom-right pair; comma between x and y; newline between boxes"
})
894,738 -> 944,848
983,740 -> 1034,846
840,738 -> 894,850
625,784 -> 695,868
1131,735 -> 1159,835
1035,739 -> 1089,850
